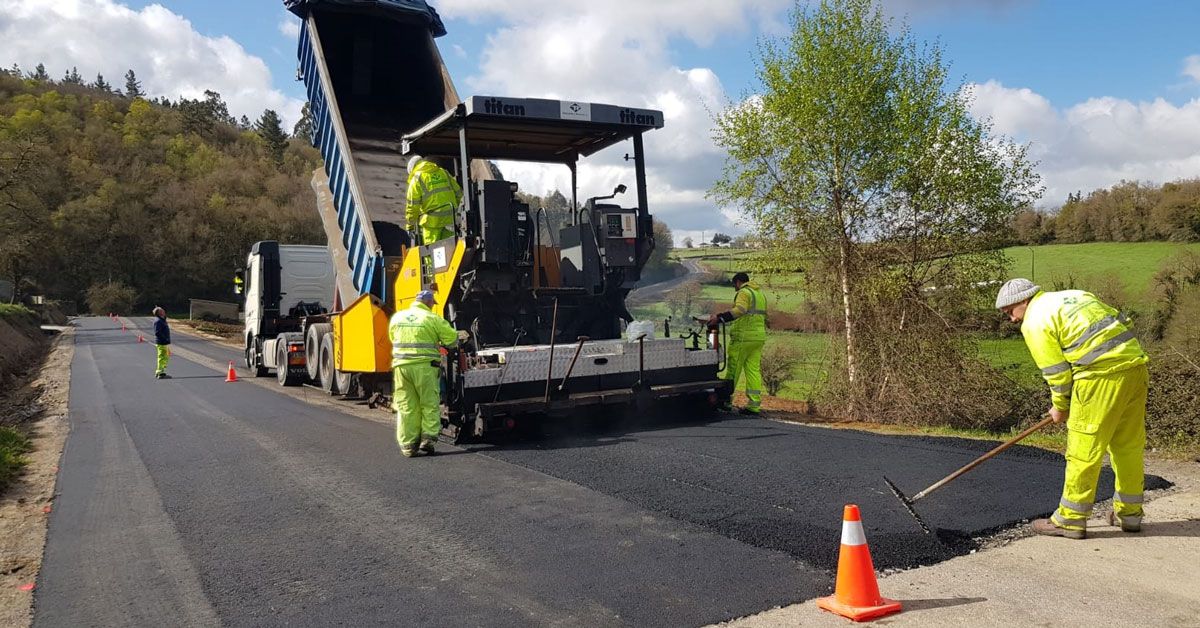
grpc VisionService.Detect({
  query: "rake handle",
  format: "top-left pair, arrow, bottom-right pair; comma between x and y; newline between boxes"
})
911,415 -> 1055,503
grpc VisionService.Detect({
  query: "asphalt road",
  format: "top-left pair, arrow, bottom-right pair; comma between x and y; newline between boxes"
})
35,317 -> 1169,627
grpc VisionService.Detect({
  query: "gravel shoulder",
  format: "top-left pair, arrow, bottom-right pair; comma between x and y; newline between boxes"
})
0,329 -> 72,628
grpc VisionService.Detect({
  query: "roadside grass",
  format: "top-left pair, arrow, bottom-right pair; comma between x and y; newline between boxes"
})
0,426 -> 31,493
0,303 -> 37,323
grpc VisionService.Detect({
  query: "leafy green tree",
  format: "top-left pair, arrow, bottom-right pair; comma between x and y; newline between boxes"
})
292,102 -> 314,140
711,0 -> 1039,415
255,109 -> 288,165
124,69 -> 143,99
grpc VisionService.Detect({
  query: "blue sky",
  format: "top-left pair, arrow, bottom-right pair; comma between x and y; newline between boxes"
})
3,0 -> 1199,237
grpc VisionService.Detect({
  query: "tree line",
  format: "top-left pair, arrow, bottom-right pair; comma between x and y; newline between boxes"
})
0,65 -> 324,310
1011,179 -> 1200,245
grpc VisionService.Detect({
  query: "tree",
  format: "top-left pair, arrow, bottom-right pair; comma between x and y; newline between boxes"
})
292,102 -> 314,140
124,69 -> 143,99
711,0 -> 1040,417
31,63 -> 49,82
62,67 -> 83,85
92,73 -> 112,93
644,219 -> 674,275
239,115 -> 252,130
711,232 -> 732,245
665,281 -> 703,319
255,109 -> 288,165
682,236 -> 694,248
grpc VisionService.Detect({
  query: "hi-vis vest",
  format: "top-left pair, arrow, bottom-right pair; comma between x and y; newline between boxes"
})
1021,290 -> 1148,410
405,160 -> 462,233
388,302 -> 458,368
728,282 -> 767,343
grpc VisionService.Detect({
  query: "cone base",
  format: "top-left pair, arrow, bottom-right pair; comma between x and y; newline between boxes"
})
816,595 -> 902,622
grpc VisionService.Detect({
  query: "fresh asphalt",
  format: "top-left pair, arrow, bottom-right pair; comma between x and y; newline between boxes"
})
35,317 -> 1169,627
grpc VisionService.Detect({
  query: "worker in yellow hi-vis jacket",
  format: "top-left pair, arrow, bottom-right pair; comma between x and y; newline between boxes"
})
406,155 -> 462,245
996,278 -> 1149,540
388,289 -> 462,458
709,272 -> 768,415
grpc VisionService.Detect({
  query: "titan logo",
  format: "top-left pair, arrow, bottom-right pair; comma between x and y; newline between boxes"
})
483,98 -> 526,116
619,108 -> 657,125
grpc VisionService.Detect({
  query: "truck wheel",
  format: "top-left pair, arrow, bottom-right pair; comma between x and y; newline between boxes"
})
305,323 -> 332,382
335,369 -> 353,397
248,336 -> 269,378
319,333 -> 340,395
276,344 -> 300,386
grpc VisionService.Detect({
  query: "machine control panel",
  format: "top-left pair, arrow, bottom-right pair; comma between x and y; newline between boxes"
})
604,212 -> 638,238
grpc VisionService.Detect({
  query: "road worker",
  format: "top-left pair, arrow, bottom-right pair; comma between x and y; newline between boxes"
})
152,306 -> 172,380
708,272 -> 768,414
389,289 -> 462,457
996,278 -> 1149,539
405,155 -> 462,245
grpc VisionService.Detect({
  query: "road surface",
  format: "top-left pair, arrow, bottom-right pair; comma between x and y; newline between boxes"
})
34,317 -> 1169,626
626,259 -> 704,306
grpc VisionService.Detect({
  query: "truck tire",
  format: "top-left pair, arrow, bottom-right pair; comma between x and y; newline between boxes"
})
248,336 -> 269,378
319,333 -> 340,395
276,344 -> 301,386
335,369 -> 353,397
305,323 -> 332,382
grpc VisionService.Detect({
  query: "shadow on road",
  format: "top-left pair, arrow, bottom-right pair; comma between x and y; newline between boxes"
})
899,596 -> 988,612
1087,519 -> 1200,539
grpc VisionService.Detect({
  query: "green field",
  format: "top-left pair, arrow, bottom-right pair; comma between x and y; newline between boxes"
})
1001,242 -> 1200,307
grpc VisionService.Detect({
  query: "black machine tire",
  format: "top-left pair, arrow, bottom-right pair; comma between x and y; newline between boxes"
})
335,369 -> 353,397
305,323 -> 332,382
248,336 -> 269,378
276,344 -> 301,386
319,333 -> 341,395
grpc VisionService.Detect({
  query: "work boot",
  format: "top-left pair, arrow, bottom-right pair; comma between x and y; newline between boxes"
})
1108,511 -> 1142,533
400,445 -> 418,458
1031,518 -> 1085,540
419,438 -> 437,455
718,403 -> 734,413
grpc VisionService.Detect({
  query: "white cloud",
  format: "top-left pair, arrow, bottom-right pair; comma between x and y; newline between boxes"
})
279,14 -> 301,40
0,0 -> 305,127
969,78 -> 1200,206
1184,54 -> 1200,83
435,0 -> 792,234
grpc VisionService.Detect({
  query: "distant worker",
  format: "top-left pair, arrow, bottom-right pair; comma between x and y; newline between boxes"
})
708,272 -> 768,414
153,306 -> 172,380
388,289 -> 464,457
996,278 -> 1149,540
405,155 -> 463,245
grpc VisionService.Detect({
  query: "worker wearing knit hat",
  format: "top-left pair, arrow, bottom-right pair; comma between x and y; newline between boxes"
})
998,278 -> 1149,541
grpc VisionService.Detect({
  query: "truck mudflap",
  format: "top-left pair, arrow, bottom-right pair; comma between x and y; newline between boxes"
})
460,379 -> 733,439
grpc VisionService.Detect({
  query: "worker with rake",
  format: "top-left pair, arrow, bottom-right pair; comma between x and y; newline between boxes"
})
996,278 -> 1149,539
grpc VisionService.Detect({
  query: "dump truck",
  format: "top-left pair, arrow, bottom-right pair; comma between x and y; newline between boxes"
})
239,0 -> 732,440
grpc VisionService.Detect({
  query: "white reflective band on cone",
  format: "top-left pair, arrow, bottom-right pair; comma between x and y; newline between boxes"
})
841,519 -> 867,546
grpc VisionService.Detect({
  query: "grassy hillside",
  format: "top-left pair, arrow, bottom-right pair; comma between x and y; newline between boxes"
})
1001,242 -> 1200,306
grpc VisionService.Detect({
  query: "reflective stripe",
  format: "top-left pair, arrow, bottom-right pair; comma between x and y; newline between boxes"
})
1049,383 -> 1073,395
393,353 -> 439,360
1052,511 -> 1087,530
1114,514 -> 1142,525
1041,361 -> 1071,376
1073,330 -> 1136,367
425,184 -> 454,196
1114,491 -> 1143,504
841,520 -> 867,546
1063,315 -> 1119,352
392,342 -> 439,350
1059,497 -> 1094,514
746,389 -> 762,395
426,207 -> 456,217
745,308 -> 767,315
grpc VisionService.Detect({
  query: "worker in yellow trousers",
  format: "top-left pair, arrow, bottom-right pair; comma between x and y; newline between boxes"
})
709,272 -> 768,415
389,289 -> 462,458
997,278 -> 1149,540
406,155 -> 462,246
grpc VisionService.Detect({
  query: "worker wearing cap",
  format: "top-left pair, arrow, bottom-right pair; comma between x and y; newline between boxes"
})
996,278 -> 1149,539
708,272 -> 768,414
388,289 -> 462,457
405,155 -> 463,245
152,306 -> 172,380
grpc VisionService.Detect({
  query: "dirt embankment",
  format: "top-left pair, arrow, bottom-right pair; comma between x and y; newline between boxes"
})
0,312 -> 47,390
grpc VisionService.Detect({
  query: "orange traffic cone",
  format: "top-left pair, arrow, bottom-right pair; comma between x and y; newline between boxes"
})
225,361 -> 238,383
816,504 -> 902,622
137,334 -> 145,343
121,322 -> 126,332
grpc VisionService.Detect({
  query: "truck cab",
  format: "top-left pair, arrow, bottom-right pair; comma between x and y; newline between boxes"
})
237,241 -> 335,384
